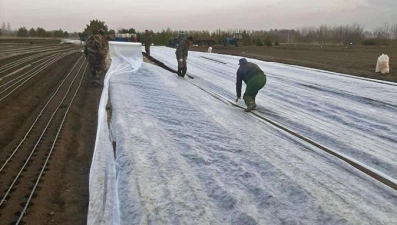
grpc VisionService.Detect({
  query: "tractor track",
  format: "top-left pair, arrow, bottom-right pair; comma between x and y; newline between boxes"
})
144,52 -> 397,193
0,54 -> 87,224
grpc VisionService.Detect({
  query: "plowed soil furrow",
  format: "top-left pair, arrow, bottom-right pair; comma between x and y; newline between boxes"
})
0,54 -> 88,224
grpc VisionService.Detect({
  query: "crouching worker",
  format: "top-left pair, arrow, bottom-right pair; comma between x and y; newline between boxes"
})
235,58 -> 267,112
175,36 -> 193,77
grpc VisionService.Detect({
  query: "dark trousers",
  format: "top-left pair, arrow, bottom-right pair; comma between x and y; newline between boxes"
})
243,73 -> 267,106
88,54 -> 103,81
176,57 -> 187,77
145,45 -> 150,55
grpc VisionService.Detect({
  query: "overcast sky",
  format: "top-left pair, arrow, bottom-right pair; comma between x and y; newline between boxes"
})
0,0 -> 396,33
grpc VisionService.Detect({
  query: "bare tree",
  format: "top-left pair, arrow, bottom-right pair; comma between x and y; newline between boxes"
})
1,22 -> 6,35
347,23 -> 364,44
391,23 -> 397,40
374,22 -> 392,39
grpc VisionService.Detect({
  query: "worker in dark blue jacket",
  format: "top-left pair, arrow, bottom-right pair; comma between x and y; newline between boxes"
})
235,58 -> 267,112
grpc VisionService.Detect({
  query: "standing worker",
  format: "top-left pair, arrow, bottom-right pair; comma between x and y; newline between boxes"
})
144,30 -> 152,55
84,29 -> 107,86
131,33 -> 137,42
235,58 -> 267,112
98,27 -> 109,73
175,36 -> 193,77
98,27 -> 108,52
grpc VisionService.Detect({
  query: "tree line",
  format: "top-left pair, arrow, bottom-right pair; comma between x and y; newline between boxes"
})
15,27 -> 69,38
2,20 -> 397,46
142,23 -> 397,46
0,22 -> 80,38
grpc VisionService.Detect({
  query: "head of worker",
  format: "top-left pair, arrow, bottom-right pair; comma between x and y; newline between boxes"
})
145,30 -> 149,34
238,58 -> 248,66
99,28 -> 105,36
187,36 -> 194,45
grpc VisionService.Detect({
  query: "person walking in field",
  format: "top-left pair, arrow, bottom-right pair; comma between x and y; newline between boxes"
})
175,36 -> 193,77
144,30 -> 152,55
84,29 -> 107,86
235,58 -> 267,112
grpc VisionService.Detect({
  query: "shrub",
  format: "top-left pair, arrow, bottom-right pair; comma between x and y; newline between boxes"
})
361,38 -> 390,46
264,36 -> 272,46
362,39 -> 377,45
256,38 -> 264,46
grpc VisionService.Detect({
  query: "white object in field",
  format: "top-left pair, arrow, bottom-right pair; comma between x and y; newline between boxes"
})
208,46 -> 212,53
59,39 -> 82,45
376,54 -> 389,74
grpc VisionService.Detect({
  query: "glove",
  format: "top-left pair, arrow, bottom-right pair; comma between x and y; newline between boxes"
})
235,97 -> 240,102
178,59 -> 183,62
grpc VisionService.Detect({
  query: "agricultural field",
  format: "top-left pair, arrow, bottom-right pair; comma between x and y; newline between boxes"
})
0,38 -> 396,224
0,38 -> 100,224
191,44 -> 397,82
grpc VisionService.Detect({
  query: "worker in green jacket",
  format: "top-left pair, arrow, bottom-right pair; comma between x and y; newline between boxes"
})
235,58 -> 267,112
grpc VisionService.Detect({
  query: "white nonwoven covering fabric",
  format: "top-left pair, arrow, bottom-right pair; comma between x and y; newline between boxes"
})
88,41 -> 142,225
87,44 -> 397,225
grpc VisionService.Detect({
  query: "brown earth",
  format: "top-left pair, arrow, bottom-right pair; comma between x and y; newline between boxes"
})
19,74 -> 102,225
0,39 -> 396,225
191,44 -> 397,83
0,44 -> 101,224
0,37 -> 62,44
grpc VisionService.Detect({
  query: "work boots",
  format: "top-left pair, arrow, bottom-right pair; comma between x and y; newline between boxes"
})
181,67 -> 187,77
177,67 -> 187,77
177,68 -> 183,77
244,102 -> 257,112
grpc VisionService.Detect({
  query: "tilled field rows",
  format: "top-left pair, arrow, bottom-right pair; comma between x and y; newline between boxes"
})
191,45 -> 397,82
0,41 -> 98,224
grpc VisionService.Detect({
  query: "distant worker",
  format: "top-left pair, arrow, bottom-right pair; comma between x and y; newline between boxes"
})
84,29 -> 107,86
144,30 -> 152,55
235,58 -> 267,112
175,36 -> 193,77
131,33 -> 137,42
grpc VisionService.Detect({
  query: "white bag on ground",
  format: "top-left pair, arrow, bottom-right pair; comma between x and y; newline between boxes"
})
375,54 -> 389,74
207,46 -> 212,53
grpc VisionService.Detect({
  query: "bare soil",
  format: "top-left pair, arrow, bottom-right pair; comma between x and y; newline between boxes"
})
19,74 -> 102,225
0,44 -> 101,224
0,37 -> 62,44
191,44 -> 397,82
1,39 -> 396,225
